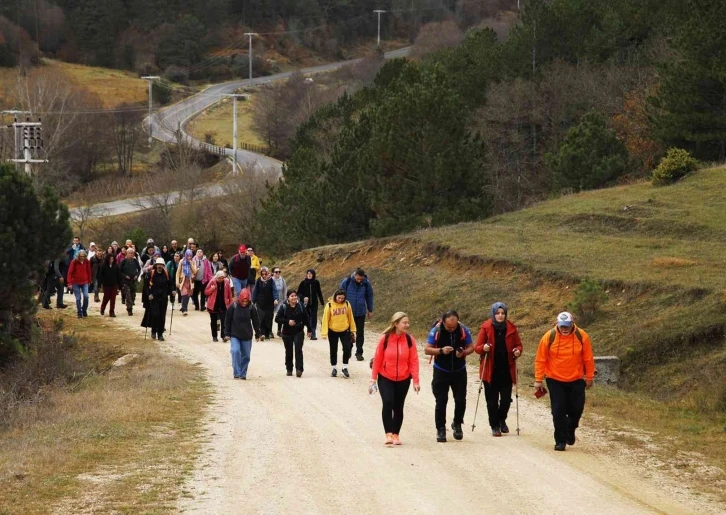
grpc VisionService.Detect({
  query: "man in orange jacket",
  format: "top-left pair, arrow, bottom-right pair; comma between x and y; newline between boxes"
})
534,311 -> 595,451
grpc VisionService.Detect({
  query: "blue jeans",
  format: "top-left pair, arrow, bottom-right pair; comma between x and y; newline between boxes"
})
230,337 -> 252,378
232,278 -> 247,298
73,284 -> 89,316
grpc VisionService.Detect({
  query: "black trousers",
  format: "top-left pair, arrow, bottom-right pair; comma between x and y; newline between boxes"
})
283,332 -> 305,372
484,374 -> 513,429
431,367 -> 467,429
354,315 -> 366,356
257,305 -> 274,337
547,378 -> 586,444
377,375 -> 411,434
192,280 -> 206,309
328,330 -> 352,366
209,309 -> 227,339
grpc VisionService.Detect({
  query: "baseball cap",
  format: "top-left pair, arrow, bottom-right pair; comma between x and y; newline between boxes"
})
556,312 -> 574,327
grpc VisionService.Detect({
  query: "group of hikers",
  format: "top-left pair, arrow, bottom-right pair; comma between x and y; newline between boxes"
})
44,236 -> 595,451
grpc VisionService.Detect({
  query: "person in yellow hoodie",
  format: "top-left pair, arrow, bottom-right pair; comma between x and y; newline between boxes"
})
322,289 -> 356,378
534,311 -> 595,451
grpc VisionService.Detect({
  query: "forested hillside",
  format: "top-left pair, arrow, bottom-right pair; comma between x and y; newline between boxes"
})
253,0 -> 726,255
0,0 -> 512,78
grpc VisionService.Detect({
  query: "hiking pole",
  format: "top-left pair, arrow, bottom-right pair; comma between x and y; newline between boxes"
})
471,352 -> 488,432
169,296 -> 175,335
515,357 -> 520,436
144,323 -> 148,341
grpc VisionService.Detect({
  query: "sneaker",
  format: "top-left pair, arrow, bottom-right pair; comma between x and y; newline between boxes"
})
82,312 -> 88,318
268,334 -> 275,340
492,427 -> 502,437
100,310 -> 105,316
77,313 -> 83,319
234,375 -> 241,379
392,434 -> 402,446
127,310 -> 133,316
437,428 -> 447,443
385,433 -> 394,445
194,305 -> 199,311
43,305 -> 52,310
286,371 -> 293,376
158,335 -> 165,341
342,368 -> 350,378
554,442 -> 566,451
331,368 -> 337,377
296,370 -> 303,378
240,377 -> 246,380
183,312 -> 188,316
151,332 -> 157,339
212,337 -> 219,342
310,336 -> 317,340
451,422 -> 463,441
110,313 -> 116,318
356,354 -> 364,361
56,304 -> 68,309
500,421 -> 510,434
277,331 -> 282,337
566,433 -> 576,446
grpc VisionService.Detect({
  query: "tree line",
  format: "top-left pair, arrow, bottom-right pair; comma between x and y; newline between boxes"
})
251,0 -> 726,255
0,1 -> 515,80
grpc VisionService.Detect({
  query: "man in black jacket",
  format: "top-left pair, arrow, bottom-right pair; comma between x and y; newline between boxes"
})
252,267 -> 279,339
275,290 -> 311,378
297,269 -> 324,340
224,289 -> 262,380
119,247 -> 141,316
42,255 -> 68,309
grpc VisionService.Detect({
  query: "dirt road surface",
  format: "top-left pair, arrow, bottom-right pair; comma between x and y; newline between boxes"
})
108,306 -> 720,514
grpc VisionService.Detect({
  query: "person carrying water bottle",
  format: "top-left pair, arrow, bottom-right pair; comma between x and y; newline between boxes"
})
369,312 -> 420,446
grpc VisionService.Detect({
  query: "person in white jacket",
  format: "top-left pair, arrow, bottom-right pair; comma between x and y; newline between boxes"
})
272,267 -> 288,337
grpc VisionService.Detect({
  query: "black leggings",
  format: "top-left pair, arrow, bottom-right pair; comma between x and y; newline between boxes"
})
328,330 -> 352,366
377,375 -> 411,434
484,375 -> 513,429
209,309 -> 227,339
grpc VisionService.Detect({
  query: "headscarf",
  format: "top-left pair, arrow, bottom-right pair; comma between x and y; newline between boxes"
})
238,289 -> 251,305
490,302 -> 508,331
182,249 -> 193,278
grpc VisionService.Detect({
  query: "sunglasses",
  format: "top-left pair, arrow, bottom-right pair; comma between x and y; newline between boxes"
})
273,270 -> 280,274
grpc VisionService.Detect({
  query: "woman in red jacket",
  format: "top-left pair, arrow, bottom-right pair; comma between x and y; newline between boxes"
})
370,312 -> 420,445
205,271 -> 234,342
475,302 -> 523,437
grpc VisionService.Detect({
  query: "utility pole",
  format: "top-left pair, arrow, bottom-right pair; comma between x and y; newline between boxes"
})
243,33 -> 258,87
373,10 -> 386,47
3,111 -> 47,175
141,76 -> 160,146
222,93 -> 248,174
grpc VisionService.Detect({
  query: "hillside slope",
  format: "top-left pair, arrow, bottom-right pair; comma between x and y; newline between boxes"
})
282,166 -> 726,419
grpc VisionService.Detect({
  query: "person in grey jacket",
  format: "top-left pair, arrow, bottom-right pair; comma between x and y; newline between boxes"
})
272,267 -> 288,337
224,289 -> 262,380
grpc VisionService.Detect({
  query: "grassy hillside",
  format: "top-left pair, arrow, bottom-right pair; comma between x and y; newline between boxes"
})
187,94 -> 264,148
0,60 -> 148,110
279,167 -> 726,456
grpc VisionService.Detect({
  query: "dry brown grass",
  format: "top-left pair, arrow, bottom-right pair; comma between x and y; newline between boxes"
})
0,60 -> 147,111
651,257 -> 697,268
186,95 -> 264,148
0,314 -> 210,514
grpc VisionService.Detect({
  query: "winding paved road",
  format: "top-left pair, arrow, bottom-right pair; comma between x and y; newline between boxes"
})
76,47 -> 410,219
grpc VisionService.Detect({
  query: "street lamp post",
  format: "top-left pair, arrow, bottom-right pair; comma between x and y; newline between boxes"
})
243,33 -> 258,87
373,10 -> 386,47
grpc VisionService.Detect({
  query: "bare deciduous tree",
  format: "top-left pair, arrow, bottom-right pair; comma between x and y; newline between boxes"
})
410,21 -> 465,59
109,106 -> 143,176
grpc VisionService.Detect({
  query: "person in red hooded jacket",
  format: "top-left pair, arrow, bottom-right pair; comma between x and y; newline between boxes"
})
67,249 -> 92,319
475,302 -> 523,437
370,312 -> 421,446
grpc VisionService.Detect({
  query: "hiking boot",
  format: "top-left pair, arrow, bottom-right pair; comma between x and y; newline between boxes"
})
110,312 -> 116,318
392,434 -> 402,446
286,370 -> 293,376
296,370 -> 303,378
127,310 -> 133,316
100,309 -> 105,316
437,428 -> 447,443
566,433 -> 576,446
451,422 -> 464,441
151,331 -> 157,339
158,335 -> 165,341
240,377 -> 246,380
331,368 -> 337,378
277,331 -> 282,337
212,337 -> 219,342
491,426 -> 502,437
43,305 -> 52,310
554,442 -> 566,451
385,433 -> 394,445
77,313 -> 83,319
356,354 -> 364,361
500,421 -> 510,434
310,336 -> 317,340
57,304 -> 67,309
82,311 -> 88,317
94,295 -> 100,303
342,368 -> 350,378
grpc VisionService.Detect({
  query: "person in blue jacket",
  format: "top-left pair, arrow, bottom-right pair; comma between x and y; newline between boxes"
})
340,268 -> 374,361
